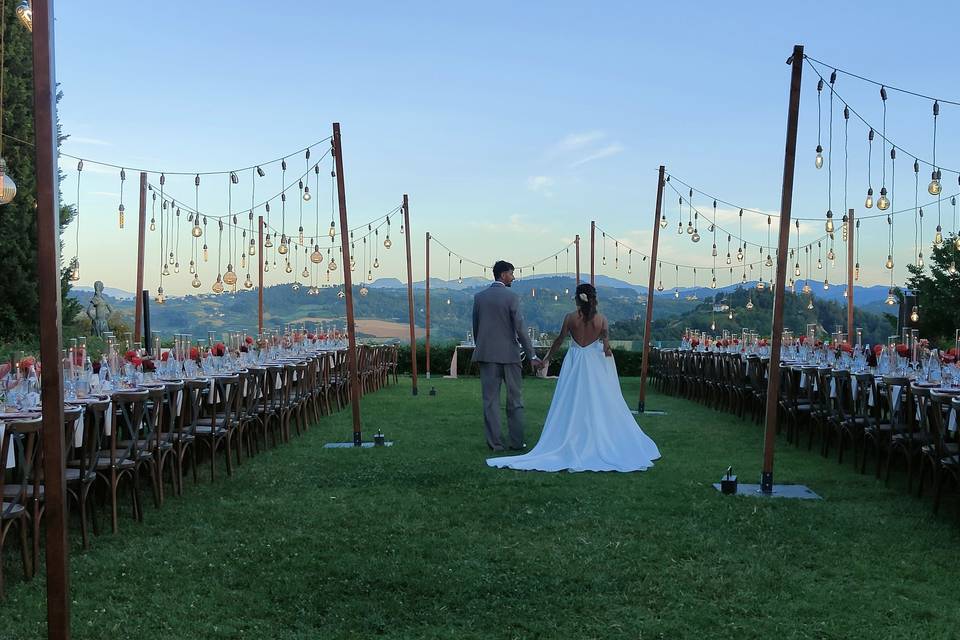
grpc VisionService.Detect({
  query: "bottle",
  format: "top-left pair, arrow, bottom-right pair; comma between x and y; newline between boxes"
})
99,354 -> 111,388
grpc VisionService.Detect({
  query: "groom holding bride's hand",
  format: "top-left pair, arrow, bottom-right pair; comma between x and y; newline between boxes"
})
472,260 -> 541,452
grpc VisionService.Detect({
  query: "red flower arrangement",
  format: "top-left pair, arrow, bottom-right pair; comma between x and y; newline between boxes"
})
873,344 -> 884,355
941,353 -> 956,364
839,342 -> 853,354
130,356 -> 143,368
189,346 -> 200,361
18,356 -> 36,374
141,358 -> 156,372
160,351 -> 170,362
895,344 -> 910,357
124,350 -> 138,362
759,338 -> 769,347
212,342 -> 226,357
814,340 -> 823,348
798,335 -> 807,345
245,336 -> 254,345
92,361 -> 101,374
690,338 -> 700,348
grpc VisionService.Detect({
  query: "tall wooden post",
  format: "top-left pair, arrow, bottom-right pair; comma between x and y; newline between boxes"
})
575,234 -> 581,285
761,44 -> 804,494
332,123 -> 363,446
425,232 -> 431,378
846,208 -> 855,339
590,221 -> 596,286
638,165 -> 666,413
134,171 -> 147,345
33,1 -> 70,636
402,195 -> 418,395
258,215 -> 264,335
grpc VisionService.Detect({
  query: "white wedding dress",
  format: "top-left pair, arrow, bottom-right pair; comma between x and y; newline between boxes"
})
486,338 -> 661,472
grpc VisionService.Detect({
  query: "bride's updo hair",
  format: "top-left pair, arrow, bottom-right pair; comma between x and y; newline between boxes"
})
574,283 -> 598,321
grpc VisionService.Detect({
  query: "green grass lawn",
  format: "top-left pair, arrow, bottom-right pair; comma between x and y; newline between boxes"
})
2,377 -> 959,639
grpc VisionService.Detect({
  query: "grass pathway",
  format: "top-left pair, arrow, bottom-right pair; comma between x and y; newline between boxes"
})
2,377 -> 958,638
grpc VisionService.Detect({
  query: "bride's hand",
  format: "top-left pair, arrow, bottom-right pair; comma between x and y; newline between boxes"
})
603,346 -> 613,357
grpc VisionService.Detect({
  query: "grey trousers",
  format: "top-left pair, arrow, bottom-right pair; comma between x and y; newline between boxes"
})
478,362 -> 524,449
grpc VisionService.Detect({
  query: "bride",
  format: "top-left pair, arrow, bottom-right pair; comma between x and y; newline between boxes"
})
486,283 -> 661,472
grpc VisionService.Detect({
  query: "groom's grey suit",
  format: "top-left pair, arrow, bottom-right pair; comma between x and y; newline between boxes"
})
472,282 -> 536,450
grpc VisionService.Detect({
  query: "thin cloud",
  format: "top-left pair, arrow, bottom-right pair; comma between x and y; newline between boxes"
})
471,214 -> 550,236
527,175 -> 554,194
66,136 -> 111,146
569,143 -> 625,168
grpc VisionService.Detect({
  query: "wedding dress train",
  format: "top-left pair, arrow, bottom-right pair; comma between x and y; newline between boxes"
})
486,339 -> 661,472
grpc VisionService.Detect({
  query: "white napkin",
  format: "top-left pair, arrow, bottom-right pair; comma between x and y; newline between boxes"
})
176,390 -> 184,417
0,421 -> 12,469
73,407 -> 85,447
949,408 -> 957,434
104,401 -> 113,436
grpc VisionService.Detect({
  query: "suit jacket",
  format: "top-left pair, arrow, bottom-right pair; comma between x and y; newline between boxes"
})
471,282 -> 536,364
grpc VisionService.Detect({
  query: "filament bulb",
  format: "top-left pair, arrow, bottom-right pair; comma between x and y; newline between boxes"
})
934,227 -> 944,248
746,299 -> 754,310
876,188 -> 890,210
192,274 -> 201,288
910,306 -> 919,323
118,204 -> 125,228
328,258 -> 338,271
659,215 -> 668,229
885,255 -> 894,270
815,145 -> 823,169
302,266 -> 310,278
328,222 -> 336,238
285,261 -> 293,274
373,257 -> 380,269
928,171 -> 941,196
223,266 -> 237,286
149,219 -> 156,232
885,289 -> 896,305
360,286 -> 369,297
691,231 -> 700,243
191,223 -> 203,238
864,187 -> 874,209
794,263 -> 801,277
384,236 -> 392,249
212,275 -> 224,294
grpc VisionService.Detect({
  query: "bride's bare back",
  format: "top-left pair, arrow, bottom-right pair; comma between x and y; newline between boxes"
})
541,311 -> 613,368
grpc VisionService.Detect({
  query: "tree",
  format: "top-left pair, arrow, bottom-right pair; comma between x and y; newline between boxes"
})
0,2 -> 80,341
904,232 -> 960,346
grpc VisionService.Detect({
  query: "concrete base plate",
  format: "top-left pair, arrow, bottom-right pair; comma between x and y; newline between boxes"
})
712,483 -> 821,499
323,441 -> 394,449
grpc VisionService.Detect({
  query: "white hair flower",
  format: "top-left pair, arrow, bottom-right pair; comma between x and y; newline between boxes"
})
578,292 -> 589,302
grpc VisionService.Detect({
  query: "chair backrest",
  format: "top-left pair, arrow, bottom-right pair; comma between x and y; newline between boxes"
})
911,384 -> 933,442
211,375 -> 242,429
111,390 -> 150,464
881,376 -> 911,433
161,380 -> 186,438
239,369 -> 262,419
929,391 -> 956,457
1,417 -> 43,516
77,399 -> 109,481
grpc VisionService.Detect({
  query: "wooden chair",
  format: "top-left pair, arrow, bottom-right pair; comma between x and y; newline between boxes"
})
194,375 -> 241,480
0,417 -> 41,598
68,400 -> 107,548
95,390 -> 148,533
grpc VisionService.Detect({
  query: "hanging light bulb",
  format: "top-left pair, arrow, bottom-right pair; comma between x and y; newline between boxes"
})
877,187 -> 890,210
677,221 -> 683,235
955,235 -> 960,250
928,170 -> 941,196
710,277 -> 717,289
174,261 -> 180,274
223,265 -> 237,286
264,234 -> 273,248
328,221 -> 336,238
865,187 -> 874,209
934,226 -> 944,248
802,282 -> 811,294
728,310 -> 733,320
711,244 -> 717,257
765,255 -> 773,268
303,185 -> 311,201
789,277 -> 795,289
917,253 -> 924,268
337,289 -> 345,299
746,298 -> 754,310
807,298 -> 814,310
736,247 -> 743,262
298,227 -> 304,245
212,275 -> 224,294
240,254 -> 246,269
278,238 -> 289,255
794,263 -> 801,277
384,235 -> 392,249
854,262 -> 860,280
674,289 -> 679,299
757,278 -> 765,290
725,253 -> 731,265
823,278 -> 829,290
192,221 -> 203,237
291,281 -> 301,292
311,246 -> 323,264
192,273 -> 202,288
161,263 -> 170,277
948,262 -> 957,275
149,218 -> 156,232
815,145 -> 823,169
367,270 -> 374,282
659,214 -> 668,229
328,257 -> 338,271
155,286 -> 165,304
827,247 -> 835,261
817,257 -> 822,270
118,204 -> 125,229
69,258 -> 80,282
691,230 -> 700,243
285,261 -> 293,274
885,288 -> 896,305
710,321 -> 716,331
188,259 -> 196,274
825,210 -> 834,233
686,221 -> 693,234
302,266 -> 310,278
910,305 -> 919,323
374,257 -> 380,269
885,255 -> 894,270
360,286 -> 369,297
249,239 -> 256,256
15,1 -> 31,32
656,281 -> 664,292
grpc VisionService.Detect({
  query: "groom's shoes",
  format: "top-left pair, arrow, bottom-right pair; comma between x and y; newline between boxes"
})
488,444 -> 505,452
508,443 -> 527,451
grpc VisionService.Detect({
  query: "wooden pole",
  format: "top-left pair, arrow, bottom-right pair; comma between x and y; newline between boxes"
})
258,215 -> 264,335
638,165 -> 666,413
590,221 -> 596,286
332,123 -> 363,446
402,195 -> 418,395
575,234 -> 581,285
846,208 -> 854,340
425,232 -> 431,379
33,1 -> 70,636
761,44 -> 804,494
134,171 -> 147,345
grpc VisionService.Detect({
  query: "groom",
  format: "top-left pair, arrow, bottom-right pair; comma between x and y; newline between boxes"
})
472,260 -> 541,452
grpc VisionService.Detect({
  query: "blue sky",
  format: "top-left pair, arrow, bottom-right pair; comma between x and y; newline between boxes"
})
53,1 -> 960,295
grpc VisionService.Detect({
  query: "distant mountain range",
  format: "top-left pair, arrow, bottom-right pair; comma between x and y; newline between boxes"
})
67,274 -> 897,343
